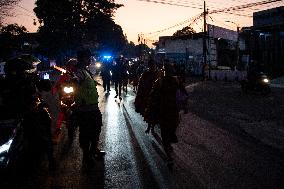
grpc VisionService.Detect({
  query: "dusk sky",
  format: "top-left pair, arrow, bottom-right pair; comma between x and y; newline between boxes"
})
4,0 -> 283,45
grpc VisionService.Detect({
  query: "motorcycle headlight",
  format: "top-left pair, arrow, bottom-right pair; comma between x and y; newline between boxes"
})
0,139 -> 13,167
63,86 -> 74,94
95,62 -> 102,69
0,139 -> 13,156
263,78 -> 269,83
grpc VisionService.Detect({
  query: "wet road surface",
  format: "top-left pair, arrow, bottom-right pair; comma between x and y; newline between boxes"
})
0,77 -> 283,189
0,80 -> 187,189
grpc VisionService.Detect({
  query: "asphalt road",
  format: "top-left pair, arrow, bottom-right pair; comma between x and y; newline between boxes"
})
1,77 -> 283,189
0,79 -> 191,189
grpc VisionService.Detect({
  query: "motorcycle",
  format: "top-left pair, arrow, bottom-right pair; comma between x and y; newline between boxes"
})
58,81 -> 76,141
240,72 -> 271,95
0,119 -> 24,172
0,97 -> 52,172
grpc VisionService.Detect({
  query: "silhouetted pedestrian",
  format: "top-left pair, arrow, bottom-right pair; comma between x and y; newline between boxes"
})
145,62 -> 179,161
135,59 -> 159,133
112,56 -> 125,99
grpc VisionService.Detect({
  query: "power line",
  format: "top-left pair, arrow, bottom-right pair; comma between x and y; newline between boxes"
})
138,0 -> 279,10
210,0 -> 283,14
15,4 -> 35,15
14,13 -> 35,18
138,0 -> 283,12
223,11 -> 252,17
137,0 -> 203,9
137,0 -> 283,18
137,0 -> 226,10
144,13 -> 203,36
213,0 -> 283,17
140,0 -> 282,40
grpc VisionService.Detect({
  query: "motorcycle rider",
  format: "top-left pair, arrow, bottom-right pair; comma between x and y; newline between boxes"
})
74,49 -> 105,166
1,56 -> 55,171
241,60 -> 270,94
52,58 -> 78,142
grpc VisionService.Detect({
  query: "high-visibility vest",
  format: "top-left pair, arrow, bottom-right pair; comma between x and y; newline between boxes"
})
75,69 -> 98,106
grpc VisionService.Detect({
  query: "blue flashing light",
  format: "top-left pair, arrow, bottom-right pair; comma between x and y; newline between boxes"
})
103,55 -> 112,59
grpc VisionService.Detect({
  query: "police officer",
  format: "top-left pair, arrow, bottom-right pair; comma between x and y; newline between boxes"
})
74,49 -> 105,166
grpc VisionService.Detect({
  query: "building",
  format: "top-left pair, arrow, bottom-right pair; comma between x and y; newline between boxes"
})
253,6 -> 284,27
240,6 -> 284,77
154,33 -> 204,75
154,25 -> 238,75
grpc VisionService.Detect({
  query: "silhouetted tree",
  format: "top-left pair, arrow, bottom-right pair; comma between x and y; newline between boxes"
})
34,0 -> 126,59
0,24 -> 27,60
173,26 -> 196,38
0,23 -> 27,35
0,0 -> 21,25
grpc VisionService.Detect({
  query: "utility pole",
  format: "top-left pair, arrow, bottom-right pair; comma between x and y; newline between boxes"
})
236,26 -> 240,69
202,1 -> 207,80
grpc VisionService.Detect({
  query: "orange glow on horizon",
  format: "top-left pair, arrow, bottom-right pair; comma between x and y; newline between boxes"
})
4,0 -> 282,46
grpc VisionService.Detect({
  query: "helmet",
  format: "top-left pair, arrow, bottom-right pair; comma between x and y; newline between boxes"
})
66,58 -> 77,72
4,56 -> 38,75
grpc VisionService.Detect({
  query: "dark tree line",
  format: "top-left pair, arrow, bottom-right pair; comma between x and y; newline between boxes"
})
33,0 -> 127,59
0,24 -> 28,61
0,0 -> 150,62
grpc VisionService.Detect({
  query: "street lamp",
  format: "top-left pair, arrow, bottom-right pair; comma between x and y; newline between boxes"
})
225,20 -> 240,69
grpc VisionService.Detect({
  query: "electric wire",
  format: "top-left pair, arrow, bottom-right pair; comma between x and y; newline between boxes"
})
137,0 -> 204,9
140,0 -> 282,42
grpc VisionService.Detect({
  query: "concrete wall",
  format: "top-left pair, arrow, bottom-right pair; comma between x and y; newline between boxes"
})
206,70 -> 247,81
163,38 -> 203,55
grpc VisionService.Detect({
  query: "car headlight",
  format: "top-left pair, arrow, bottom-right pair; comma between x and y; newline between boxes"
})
63,86 -> 74,94
263,78 -> 269,83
